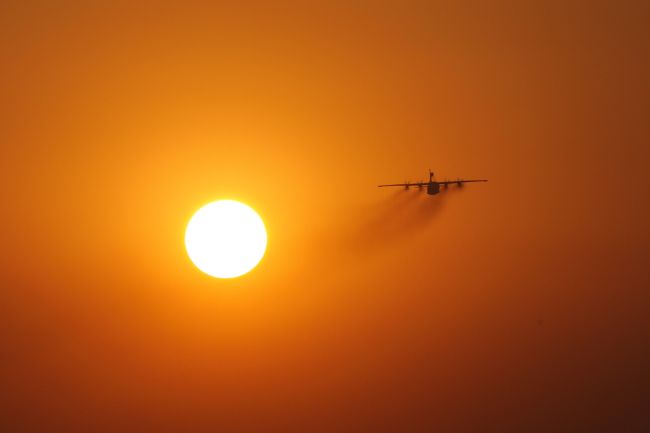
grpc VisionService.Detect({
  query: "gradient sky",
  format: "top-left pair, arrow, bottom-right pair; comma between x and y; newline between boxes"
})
1,1 -> 649,432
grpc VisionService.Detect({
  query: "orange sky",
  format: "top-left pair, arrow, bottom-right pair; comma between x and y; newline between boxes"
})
1,1 -> 649,431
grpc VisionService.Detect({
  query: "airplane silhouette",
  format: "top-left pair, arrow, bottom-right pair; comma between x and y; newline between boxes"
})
379,169 -> 487,195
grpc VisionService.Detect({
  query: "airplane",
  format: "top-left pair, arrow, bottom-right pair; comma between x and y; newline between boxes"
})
379,169 -> 487,195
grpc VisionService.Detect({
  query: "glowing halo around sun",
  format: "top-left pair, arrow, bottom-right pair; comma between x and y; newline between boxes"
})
185,200 -> 267,278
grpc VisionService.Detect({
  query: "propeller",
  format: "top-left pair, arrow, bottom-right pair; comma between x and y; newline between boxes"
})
456,178 -> 463,187
443,179 -> 450,189
404,181 -> 410,189
417,180 -> 423,189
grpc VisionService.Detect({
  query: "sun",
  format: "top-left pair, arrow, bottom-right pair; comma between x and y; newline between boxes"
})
185,200 -> 267,278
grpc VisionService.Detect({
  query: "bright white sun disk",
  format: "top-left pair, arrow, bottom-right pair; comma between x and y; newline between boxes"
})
185,200 -> 267,278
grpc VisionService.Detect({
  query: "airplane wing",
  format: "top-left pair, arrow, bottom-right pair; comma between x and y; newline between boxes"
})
379,180 -> 487,187
378,182 -> 428,188
437,179 -> 488,185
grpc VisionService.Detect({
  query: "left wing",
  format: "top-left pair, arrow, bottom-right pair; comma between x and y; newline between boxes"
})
378,182 -> 428,188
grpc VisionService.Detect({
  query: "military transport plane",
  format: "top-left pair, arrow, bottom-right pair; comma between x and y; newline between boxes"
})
379,169 -> 487,195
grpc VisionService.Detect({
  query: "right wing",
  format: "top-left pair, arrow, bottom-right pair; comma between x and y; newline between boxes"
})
437,179 -> 488,186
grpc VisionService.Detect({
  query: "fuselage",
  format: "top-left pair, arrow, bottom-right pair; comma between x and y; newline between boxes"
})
427,182 -> 440,195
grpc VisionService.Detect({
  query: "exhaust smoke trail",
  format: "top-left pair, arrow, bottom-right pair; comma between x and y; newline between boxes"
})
345,188 -> 454,254
296,187 -> 464,280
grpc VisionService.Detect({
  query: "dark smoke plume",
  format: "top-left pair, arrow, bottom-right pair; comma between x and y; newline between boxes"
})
296,187 -> 462,279
343,187 -> 454,254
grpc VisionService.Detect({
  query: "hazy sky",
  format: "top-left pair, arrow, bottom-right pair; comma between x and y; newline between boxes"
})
1,1 -> 649,432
